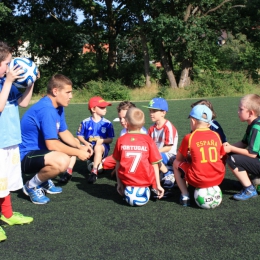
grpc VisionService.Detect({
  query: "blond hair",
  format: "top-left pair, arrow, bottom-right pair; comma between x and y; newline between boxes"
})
125,107 -> 145,129
0,42 -> 11,64
47,74 -> 72,94
241,94 -> 260,116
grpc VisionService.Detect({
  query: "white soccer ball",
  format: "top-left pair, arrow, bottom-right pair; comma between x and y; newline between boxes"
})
194,186 -> 222,209
9,57 -> 38,88
124,186 -> 151,206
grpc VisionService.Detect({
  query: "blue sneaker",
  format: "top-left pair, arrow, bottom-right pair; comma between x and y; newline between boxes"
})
39,180 -> 62,194
233,187 -> 258,201
180,195 -> 190,206
23,183 -> 50,205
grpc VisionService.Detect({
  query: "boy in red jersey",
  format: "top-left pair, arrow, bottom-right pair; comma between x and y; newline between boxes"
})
144,97 -> 178,189
113,107 -> 164,200
173,105 -> 226,206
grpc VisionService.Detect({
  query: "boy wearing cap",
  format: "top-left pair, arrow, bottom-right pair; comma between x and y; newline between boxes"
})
77,96 -> 115,184
173,105 -> 226,206
144,97 -> 178,190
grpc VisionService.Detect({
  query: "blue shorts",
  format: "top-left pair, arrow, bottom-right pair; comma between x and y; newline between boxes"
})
160,153 -> 176,166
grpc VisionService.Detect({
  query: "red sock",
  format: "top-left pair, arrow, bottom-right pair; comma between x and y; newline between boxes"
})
92,168 -> 98,175
0,194 -> 13,218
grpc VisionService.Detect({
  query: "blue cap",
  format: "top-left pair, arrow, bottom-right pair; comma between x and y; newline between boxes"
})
143,97 -> 168,111
189,105 -> 219,129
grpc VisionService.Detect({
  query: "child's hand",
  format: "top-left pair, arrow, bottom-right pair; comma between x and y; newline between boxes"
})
5,64 -> 24,83
156,185 -> 165,199
117,182 -> 124,196
223,143 -> 232,153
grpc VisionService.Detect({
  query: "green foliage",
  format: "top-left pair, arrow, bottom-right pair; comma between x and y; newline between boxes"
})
85,79 -> 130,100
157,85 -> 169,98
192,71 -> 252,97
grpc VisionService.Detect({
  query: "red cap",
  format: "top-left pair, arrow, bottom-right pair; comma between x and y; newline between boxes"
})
88,96 -> 112,110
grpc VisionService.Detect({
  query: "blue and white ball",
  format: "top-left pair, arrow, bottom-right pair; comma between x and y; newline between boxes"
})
124,186 -> 151,206
9,57 -> 38,88
194,186 -> 222,209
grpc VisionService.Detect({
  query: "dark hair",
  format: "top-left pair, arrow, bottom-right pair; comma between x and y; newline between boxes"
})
191,99 -> 216,119
0,42 -> 11,63
47,74 -> 72,94
117,101 -> 136,113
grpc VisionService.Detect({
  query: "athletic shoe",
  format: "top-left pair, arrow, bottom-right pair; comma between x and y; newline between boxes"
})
150,188 -> 173,200
88,172 -> 97,184
39,180 -> 62,194
233,187 -> 258,201
162,172 -> 175,189
180,195 -> 190,206
59,172 -> 72,183
0,226 -> 7,242
23,183 -> 50,205
1,212 -> 33,226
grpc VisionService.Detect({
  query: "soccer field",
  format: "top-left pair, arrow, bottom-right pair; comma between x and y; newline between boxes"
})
2,96 -> 259,260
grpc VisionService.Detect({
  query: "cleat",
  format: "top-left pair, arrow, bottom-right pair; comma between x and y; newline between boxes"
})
88,172 -> 97,184
59,172 -> 72,183
39,180 -> 62,194
23,183 -> 50,205
1,212 -> 33,226
0,227 -> 7,242
162,172 -> 175,189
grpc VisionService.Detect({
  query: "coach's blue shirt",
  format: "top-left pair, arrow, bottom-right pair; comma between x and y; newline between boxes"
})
19,96 -> 67,160
0,78 -> 22,149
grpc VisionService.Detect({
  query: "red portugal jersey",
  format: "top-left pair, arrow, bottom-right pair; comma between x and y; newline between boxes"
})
178,128 -> 226,188
113,132 -> 162,187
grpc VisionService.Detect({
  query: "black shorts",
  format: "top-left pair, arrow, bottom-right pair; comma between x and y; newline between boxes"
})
21,150 -> 51,174
226,153 -> 260,176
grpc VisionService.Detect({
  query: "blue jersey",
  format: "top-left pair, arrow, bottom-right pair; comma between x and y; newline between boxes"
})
19,96 -> 67,160
0,78 -> 22,149
210,120 -> 227,143
77,116 -> 114,150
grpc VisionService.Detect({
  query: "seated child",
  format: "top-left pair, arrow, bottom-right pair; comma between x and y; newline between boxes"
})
173,105 -> 226,206
113,107 -> 164,200
191,99 -> 227,144
101,101 -> 147,175
77,96 -> 115,184
224,94 -> 260,201
144,97 -> 178,189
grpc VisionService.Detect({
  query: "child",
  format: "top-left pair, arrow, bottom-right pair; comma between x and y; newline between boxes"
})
173,105 -> 226,206
113,107 -> 164,200
143,97 -> 178,189
224,94 -> 260,201
77,96 -> 115,184
191,99 -> 227,143
101,101 -> 147,175
0,42 -> 34,241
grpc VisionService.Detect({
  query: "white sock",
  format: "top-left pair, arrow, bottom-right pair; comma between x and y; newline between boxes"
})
28,174 -> 43,188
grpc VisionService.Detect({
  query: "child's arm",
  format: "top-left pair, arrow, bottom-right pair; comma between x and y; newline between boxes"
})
17,84 -> 34,107
224,143 -> 257,158
152,163 -> 164,199
159,145 -> 172,153
96,137 -> 113,145
115,161 -> 124,196
0,64 -> 23,112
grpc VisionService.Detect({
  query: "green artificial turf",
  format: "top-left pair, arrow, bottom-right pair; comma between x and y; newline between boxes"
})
2,96 -> 259,260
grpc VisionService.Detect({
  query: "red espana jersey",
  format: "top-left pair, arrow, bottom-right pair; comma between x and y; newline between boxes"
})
113,133 -> 162,187
178,128 -> 226,188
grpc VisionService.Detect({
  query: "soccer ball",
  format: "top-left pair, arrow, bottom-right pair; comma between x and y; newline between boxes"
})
194,186 -> 222,209
124,186 -> 151,206
9,57 -> 38,88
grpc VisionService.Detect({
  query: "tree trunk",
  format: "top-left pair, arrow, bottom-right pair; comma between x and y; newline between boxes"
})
138,15 -> 151,88
160,42 -> 178,88
178,59 -> 191,88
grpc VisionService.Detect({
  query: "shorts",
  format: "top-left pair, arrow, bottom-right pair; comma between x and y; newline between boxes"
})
21,150 -> 51,174
226,153 -> 260,176
0,145 -> 23,197
89,144 -> 110,161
